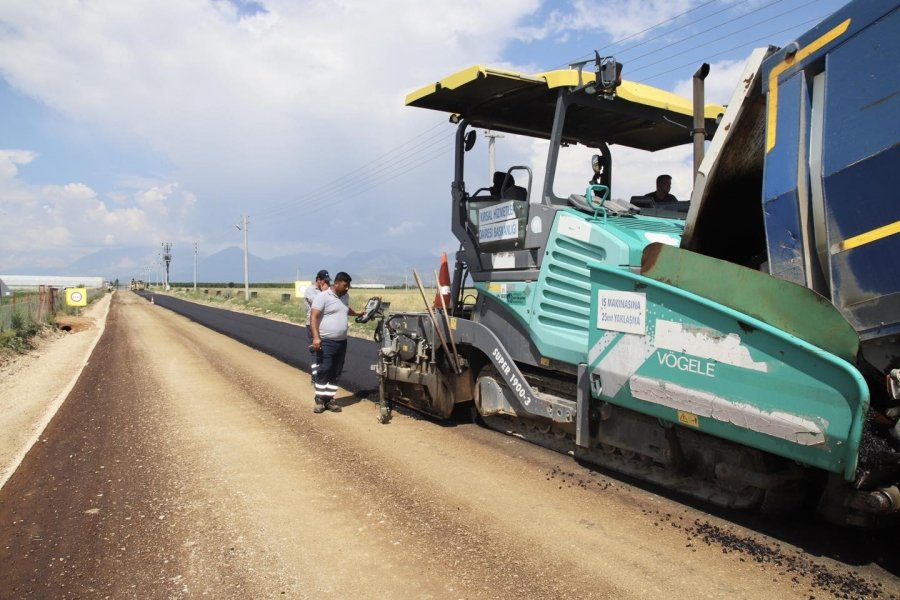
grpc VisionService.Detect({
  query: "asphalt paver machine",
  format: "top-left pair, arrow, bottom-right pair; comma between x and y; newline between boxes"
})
371,0 -> 900,526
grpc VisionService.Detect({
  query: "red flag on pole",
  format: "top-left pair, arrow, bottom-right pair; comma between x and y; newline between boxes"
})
433,252 -> 451,311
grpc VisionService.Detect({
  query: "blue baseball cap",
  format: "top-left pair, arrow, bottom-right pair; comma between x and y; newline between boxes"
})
316,269 -> 330,281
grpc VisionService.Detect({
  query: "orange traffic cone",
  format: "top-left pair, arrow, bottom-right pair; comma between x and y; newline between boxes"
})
150,296 -> 155,305
433,252 -> 452,311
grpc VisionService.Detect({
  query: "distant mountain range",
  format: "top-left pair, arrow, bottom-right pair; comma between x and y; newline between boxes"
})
5,245 -> 454,286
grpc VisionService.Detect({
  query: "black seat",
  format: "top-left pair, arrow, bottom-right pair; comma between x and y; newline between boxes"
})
503,185 -> 527,201
491,171 -> 527,201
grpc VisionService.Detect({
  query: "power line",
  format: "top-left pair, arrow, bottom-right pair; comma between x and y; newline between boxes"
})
253,120 -> 450,221
297,142 -> 454,221
231,1 -> 840,238
347,119 -> 448,174
557,0 -> 722,69
255,124 -> 448,218
621,0 -> 802,65
607,0 -> 786,63
558,0 -> 822,80
253,129 -> 453,223
626,3 -> 823,76
278,2 -> 830,218
635,14 -> 828,83
268,5 -> 749,224
255,135 -> 454,225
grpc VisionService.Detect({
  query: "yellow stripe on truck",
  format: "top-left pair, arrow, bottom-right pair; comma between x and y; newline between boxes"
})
831,220 -> 900,254
766,18 -> 851,153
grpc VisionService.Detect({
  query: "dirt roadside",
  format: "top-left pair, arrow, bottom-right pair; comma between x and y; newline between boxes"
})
0,292 -> 111,490
1,292 -> 896,598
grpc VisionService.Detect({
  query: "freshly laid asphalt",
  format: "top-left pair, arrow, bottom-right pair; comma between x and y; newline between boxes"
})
137,291 -> 379,398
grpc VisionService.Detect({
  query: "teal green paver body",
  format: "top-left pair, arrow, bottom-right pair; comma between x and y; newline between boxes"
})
476,207 -> 868,480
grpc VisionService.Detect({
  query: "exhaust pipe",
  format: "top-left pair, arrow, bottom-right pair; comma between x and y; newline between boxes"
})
692,63 -> 710,180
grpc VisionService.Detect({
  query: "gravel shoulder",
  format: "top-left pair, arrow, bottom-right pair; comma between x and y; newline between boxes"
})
0,292 -> 111,490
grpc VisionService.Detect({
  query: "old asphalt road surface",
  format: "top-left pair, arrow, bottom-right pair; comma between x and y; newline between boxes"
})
1,291 -> 898,599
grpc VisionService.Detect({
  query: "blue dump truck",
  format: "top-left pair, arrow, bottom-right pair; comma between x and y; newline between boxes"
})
365,0 -> 899,526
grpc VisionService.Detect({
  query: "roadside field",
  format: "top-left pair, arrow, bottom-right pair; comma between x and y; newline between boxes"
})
162,285 -> 477,341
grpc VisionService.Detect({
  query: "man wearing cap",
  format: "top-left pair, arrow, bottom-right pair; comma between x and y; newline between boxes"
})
309,271 -> 363,413
304,270 -> 331,383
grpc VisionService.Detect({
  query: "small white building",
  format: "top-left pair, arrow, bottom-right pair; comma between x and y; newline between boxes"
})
0,277 -> 9,297
0,275 -> 106,290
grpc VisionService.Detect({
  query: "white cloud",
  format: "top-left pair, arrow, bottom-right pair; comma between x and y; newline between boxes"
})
528,55 -> 753,203
0,0 -> 547,265
0,153 -> 198,270
673,55 -> 751,106
490,132 -> 693,208
0,0 -> 540,180
386,220 -> 421,238
0,150 -> 37,180
521,0 -> 696,43
0,0 -> 779,275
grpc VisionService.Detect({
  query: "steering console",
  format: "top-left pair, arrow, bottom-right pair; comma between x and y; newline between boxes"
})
355,296 -> 383,323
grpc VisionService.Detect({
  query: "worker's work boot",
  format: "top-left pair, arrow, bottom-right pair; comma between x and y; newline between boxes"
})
313,399 -> 326,414
325,401 -> 342,413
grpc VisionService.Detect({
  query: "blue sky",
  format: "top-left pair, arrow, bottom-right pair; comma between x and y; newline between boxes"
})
0,0 -> 849,280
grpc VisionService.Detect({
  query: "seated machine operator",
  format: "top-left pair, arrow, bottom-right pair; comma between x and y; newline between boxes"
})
632,174 -> 677,208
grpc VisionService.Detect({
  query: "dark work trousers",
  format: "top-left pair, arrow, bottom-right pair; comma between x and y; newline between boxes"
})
313,338 -> 348,406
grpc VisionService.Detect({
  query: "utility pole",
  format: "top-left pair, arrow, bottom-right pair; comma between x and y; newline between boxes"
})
485,130 -> 504,184
236,215 -> 250,301
161,242 -> 172,291
193,241 -> 198,292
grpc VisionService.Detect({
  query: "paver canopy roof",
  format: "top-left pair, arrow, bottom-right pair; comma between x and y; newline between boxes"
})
406,65 -> 724,152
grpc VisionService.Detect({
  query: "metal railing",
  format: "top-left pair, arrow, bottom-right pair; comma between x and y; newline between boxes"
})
0,293 -> 45,332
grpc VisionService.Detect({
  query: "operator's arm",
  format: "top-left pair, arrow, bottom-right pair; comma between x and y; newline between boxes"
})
346,294 -> 361,318
309,308 -> 322,350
